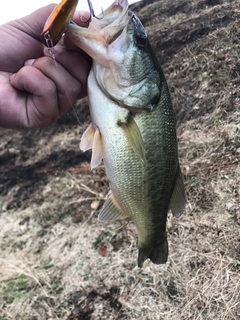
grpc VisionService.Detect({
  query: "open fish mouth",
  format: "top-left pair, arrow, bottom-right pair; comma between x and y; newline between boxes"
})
66,0 -> 133,66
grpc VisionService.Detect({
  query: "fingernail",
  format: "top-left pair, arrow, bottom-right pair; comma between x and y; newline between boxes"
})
24,59 -> 35,66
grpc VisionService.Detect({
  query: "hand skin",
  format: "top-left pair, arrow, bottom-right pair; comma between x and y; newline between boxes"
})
0,4 -> 91,129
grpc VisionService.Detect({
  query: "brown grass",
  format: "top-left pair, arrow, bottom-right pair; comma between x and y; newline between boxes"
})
0,0 -> 239,319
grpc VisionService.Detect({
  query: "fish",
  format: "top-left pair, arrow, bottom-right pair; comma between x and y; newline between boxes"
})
66,0 -> 186,267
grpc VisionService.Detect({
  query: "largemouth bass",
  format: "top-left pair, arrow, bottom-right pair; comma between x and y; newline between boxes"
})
67,0 -> 185,267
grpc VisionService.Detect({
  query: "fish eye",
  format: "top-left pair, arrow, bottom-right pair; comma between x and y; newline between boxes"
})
135,31 -> 148,47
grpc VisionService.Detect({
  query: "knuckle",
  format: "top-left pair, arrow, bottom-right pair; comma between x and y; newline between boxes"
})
69,79 -> 82,99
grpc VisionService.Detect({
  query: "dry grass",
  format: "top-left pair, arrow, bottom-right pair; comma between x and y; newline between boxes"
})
0,0 -> 239,319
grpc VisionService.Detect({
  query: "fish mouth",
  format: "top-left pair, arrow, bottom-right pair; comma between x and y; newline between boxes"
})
66,0 -> 132,66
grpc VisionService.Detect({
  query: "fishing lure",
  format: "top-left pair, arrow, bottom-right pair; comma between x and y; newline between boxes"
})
41,0 -> 104,52
41,0 -> 79,53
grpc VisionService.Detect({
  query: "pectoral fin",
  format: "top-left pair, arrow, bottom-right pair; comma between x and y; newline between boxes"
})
98,193 -> 128,221
80,123 -> 96,152
169,167 -> 186,218
91,127 -> 103,169
121,115 -> 146,162
80,123 -> 103,169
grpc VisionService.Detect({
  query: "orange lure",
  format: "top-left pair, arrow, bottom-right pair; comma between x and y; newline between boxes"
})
41,0 -> 79,47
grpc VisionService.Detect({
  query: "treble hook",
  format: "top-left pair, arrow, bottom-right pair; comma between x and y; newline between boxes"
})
80,0 -> 104,23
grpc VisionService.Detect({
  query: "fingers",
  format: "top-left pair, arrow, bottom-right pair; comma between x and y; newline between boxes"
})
9,46 -> 90,129
1,5 -> 92,129
43,44 -> 91,95
12,4 -> 57,39
10,65 -> 59,128
5,7 -> 92,129
13,6 -> 90,44
32,55 -> 83,112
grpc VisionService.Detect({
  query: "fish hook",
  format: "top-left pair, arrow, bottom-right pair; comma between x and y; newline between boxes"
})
80,0 -> 104,23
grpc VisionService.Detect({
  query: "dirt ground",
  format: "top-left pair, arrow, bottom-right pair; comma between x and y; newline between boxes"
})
0,0 -> 239,319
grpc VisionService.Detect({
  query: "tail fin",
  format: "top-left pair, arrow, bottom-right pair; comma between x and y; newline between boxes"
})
138,237 -> 168,268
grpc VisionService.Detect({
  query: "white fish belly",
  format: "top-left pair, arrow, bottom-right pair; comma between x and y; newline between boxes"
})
88,71 -> 148,223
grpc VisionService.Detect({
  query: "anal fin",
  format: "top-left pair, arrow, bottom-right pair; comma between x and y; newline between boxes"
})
98,193 -> 128,221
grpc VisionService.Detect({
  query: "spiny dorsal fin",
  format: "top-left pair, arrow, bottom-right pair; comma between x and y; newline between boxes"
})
98,193 -> 128,221
169,166 -> 186,218
80,123 -> 103,169
121,115 -> 146,162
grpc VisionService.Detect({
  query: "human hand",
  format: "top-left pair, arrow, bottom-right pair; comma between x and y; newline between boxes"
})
0,4 -> 91,129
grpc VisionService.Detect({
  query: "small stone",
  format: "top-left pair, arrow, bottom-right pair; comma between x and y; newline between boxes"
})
91,200 -> 100,210
226,203 -> 235,212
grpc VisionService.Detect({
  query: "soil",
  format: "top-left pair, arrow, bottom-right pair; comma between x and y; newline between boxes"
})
0,0 -> 239,319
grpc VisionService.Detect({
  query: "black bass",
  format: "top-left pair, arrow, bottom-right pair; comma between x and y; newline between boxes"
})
67,0 -> 185,267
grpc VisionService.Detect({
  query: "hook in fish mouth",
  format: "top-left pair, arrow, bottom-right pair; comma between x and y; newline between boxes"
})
80,0 -> 104,23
